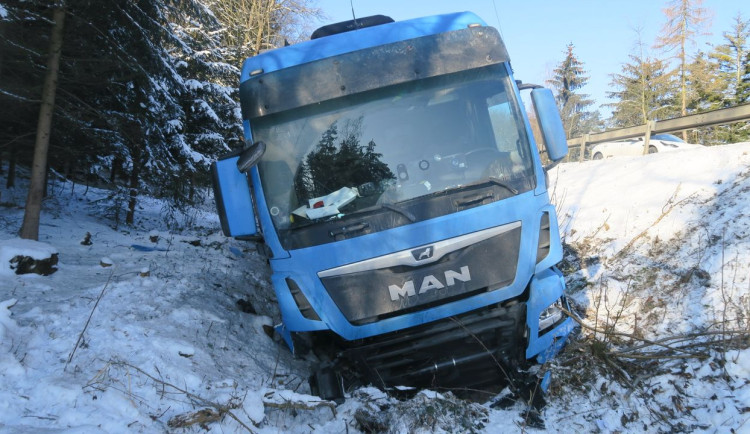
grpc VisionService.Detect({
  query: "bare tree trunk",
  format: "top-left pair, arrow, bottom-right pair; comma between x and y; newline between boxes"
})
0,14 -> 6,77
43,161 -> 49,198
188,172 -> 195,202
6,145 -> 16,188
126,149 -> 141,225
680,19 -> 688,141
126,170 -> 139,225
20,7 -> 66,240
110,156 -> 120,183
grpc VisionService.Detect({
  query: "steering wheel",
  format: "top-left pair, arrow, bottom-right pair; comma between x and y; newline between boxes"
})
463,148 -> 505,178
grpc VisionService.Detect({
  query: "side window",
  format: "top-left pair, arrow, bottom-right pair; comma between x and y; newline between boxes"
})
487,94 -> 521,153
486,92 -> 532,178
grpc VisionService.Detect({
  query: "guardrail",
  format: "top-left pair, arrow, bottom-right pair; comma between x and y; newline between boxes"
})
564,103 -> 750,162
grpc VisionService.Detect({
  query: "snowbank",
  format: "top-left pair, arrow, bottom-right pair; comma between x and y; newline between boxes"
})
0,238 -> 58,276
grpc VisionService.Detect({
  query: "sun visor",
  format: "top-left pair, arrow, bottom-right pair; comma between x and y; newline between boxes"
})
240,26 -> 509,120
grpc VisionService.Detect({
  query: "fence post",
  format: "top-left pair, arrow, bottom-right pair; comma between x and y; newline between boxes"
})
642,120 -> 655,155
579,133 -> 589,162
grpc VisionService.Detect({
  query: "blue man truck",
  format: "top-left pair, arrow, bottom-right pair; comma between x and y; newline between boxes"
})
212,12 -> 574,400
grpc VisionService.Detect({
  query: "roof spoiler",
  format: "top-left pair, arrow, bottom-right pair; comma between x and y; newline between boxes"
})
311,15 -> 394,39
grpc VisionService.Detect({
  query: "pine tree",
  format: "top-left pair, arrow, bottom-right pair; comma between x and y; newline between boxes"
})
606,34 -> 678,128
687,51 -> 725,111
1,0 -> 321,228
698,12 -> 750,144
20,5 -> 66,240
2,0 -> 248,226
0,2 -> 57,190
546,43 -> 599,138
654,0 -> 712,120
709,12 -> 750,105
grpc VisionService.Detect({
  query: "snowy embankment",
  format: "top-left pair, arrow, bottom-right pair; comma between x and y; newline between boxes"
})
545,142 -> 750,433
1,143 -> 749,433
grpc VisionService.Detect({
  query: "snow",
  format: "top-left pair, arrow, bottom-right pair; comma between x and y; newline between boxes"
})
553,142 -> 750,256
1,142 -> 749,432
184,79 -> 204,90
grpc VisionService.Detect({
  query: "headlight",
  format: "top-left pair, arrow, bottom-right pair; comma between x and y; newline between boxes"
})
539,298 -> 565,333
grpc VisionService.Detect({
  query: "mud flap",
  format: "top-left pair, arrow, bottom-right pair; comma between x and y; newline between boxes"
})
309,365 -> 345,404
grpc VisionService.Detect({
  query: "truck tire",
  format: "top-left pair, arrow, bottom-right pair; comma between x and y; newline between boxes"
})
592,152 -> 603,160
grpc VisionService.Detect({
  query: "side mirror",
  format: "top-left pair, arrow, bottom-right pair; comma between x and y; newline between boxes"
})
530,88 -> 568,163
237,141 -> 266,173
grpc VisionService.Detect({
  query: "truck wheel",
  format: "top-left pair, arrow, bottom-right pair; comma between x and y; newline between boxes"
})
648,145 -> 658,154
592,152 -> 603,160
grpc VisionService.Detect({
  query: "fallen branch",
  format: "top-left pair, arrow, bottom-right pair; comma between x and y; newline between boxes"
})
107,359 -> 256,433
168,408 -> 222,429
561,307 -> 749,361
65,268 -> 115,371
262,399 -> 337,418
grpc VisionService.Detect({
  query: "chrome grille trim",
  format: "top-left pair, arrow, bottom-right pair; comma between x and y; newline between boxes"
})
317,221 -> 521,278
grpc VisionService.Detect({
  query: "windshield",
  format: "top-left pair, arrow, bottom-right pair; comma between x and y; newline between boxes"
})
651,134 -> 683,142
251,65 -> 536,249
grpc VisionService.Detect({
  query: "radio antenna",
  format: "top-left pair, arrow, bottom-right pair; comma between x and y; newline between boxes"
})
350,0 -> 359,27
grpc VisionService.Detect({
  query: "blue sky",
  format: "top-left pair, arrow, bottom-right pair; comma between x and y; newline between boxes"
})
315,0 -> 747,116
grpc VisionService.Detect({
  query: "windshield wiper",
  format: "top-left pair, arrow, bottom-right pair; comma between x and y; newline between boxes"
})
327,203 -> 415,239
328,221 -> 370,238
380,203 -> 416,222
485,177 -> 519,195
288,201 -> 416,234
332,201 -> 417,223
438,176 -> 520,198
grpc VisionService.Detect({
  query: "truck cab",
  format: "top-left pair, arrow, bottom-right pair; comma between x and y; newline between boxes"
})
213,11 -> 573,399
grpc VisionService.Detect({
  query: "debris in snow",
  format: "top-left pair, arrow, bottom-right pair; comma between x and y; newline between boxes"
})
236,298 -> 256,314
80,232 -> 92,245
148,230 -> 159,243
130,244 -> 168,252
99,257 -> 113,267
0,238 -> 59,276
168,408 -> 221,429
262,389 -> 338,418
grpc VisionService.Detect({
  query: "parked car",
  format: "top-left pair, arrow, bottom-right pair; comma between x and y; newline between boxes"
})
590,134 -> 702,160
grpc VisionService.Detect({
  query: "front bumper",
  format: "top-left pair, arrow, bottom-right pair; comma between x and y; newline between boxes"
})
526,266 -> 575,363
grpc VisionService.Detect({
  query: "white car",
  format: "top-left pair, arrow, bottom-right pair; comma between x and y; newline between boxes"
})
590,134 -> 702,160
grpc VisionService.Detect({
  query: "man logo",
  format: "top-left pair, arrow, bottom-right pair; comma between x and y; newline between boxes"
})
388,266 -> 472,301
411,246 -> 434,261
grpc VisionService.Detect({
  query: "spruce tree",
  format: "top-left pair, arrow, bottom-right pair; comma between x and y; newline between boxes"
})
546,43 -> 599,138
606,34 -> 678,128
709,12 -> 750,105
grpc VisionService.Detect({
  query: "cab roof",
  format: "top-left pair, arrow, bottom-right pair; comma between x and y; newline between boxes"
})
240,11 -> 488,82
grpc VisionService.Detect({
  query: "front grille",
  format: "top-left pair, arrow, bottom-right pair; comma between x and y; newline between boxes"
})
338,302 -> 526,391
319,224 -> 521,324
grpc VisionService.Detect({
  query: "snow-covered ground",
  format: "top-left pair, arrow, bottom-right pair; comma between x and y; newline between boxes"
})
1,142 -> 749,433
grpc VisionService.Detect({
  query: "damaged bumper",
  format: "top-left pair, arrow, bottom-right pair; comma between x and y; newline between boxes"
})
526,267 -> 575,364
